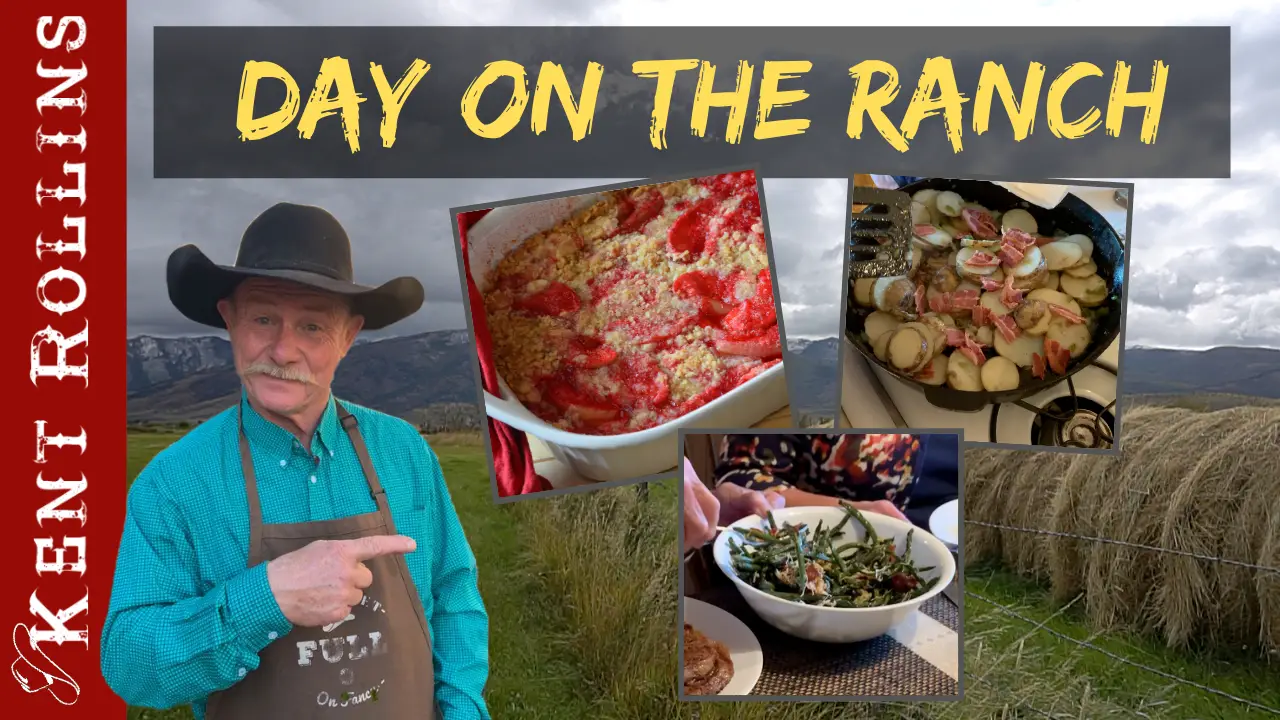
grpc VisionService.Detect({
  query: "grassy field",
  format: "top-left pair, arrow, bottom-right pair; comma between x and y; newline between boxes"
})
125,428 -> 1280,719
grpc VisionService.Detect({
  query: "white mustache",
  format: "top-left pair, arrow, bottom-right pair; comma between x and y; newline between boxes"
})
244,362 -> 313,384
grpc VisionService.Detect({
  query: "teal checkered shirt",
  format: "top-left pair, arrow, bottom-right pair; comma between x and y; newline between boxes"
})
104,392 -> 490,719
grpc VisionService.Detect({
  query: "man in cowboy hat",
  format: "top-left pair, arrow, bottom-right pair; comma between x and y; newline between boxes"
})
102,202 -> 490,719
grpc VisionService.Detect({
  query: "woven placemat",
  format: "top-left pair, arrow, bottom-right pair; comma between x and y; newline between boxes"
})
691,584 -> 960,698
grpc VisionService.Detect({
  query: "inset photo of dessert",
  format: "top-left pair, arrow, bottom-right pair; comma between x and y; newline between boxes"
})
454,169 -> 794,500
841,176 -> 1132,453
679,430 -> 962,700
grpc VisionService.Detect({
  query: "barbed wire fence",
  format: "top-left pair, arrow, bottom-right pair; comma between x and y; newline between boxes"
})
960,517 -> 1280,717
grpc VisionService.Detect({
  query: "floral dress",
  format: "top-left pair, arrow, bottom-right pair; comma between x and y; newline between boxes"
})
714,433 -> 923,508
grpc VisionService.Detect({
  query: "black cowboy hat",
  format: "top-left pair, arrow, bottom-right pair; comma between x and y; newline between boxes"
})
166,202 -> 424,331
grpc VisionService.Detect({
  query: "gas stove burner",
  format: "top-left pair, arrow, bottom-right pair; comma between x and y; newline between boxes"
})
1026,395 -> 1116,449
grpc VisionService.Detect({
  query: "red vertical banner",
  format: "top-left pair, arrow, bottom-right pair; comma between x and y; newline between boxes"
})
3,4 -> 127,717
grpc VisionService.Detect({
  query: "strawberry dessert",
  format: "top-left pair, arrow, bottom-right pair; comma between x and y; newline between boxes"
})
483,172 -> 782,435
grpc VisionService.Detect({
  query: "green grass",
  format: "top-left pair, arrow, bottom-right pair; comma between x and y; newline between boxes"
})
124,434 -> 1280,720
964,562 -> 1280,719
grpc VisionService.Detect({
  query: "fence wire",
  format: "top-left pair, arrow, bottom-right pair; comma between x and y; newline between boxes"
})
967,590 -> 1280,716
964,519 -> 1280,574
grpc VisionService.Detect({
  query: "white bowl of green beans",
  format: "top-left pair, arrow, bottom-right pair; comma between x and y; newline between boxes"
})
712,503 -> 956,644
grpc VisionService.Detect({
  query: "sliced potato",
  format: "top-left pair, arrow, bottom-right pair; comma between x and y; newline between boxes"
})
910,246 -> 923,275
936,190 -> 963,217
915,225 -> 954,249
946,350 -> 983,391
1064,260 -> 1097,278
911,189 -> 940,207
910,201 -> 931,225
956,246 -> 998,276
1011,263 -> 1047,290
1026,288 -> 1082,318
1000,208 -> 1038,235
915,353 -> 949,386
974,324 -> 994,346
990,266 -> 1006,283
888,327 -> 929,372
980,355 -> 1020,392
1013,299 -> 1053,336
854,278 -> 876,306
1059,234 -> 1095,258
1040,241 -> 1084,271
873,329 -> 893,362
864,311 -> 902,344
994,330 -> 1045,368
899,321 -> 938,370
1010,245 -> 1046,278
1041,271 -> 1060,291
979,291 -> 1013,317
1046,317 -> 1092,359
872,276 -> 905,312
1059,273 -> 1109,307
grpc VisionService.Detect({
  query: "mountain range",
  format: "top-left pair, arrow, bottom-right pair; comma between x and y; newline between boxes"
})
126,332 -> 1280,424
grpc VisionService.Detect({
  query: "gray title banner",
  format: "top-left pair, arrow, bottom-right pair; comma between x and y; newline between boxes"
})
153,26 -> 1230,179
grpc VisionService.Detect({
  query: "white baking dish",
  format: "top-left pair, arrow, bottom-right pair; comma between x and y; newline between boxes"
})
467,191 -> 790,482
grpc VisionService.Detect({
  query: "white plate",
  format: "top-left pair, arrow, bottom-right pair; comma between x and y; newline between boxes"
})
929,499 -> 960,550
682,597 -> 763,697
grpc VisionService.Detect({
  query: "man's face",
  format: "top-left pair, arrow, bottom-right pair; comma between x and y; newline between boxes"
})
217,278 -> 364,417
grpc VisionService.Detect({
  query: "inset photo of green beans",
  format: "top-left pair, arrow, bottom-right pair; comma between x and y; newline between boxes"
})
679,429 -> 963,701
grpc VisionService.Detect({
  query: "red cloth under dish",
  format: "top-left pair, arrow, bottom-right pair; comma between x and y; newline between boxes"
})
457,209 -> 552,498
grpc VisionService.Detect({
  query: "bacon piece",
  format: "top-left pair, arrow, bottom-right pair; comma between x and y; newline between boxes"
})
929,292 -> 953,314
971,304 -> 991,327
964,251 -> 1000,268
998,244 -> 1025,268
993,313 -> 1020,343
980,276 -> 1004,292
1000,274 -> 1025,309
1031,352 -> 1047,380
951,289 -> 979,310
962,207 -> 1000,239
1045,338 -> 1071,375
944,327 -> 967,347
914,283 -> 927,316
958,342 -> 987,367
1035,235 -> 1057,247
1002,228 -> 1037,251
1049,304 -> 1085,324
914,224 -> 937,236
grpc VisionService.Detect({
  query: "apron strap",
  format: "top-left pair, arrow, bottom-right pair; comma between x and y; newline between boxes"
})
335,403 -> 396,529
236,403 -> 267,566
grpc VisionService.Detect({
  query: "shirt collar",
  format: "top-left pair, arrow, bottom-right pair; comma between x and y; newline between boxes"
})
239,389 -> 342,460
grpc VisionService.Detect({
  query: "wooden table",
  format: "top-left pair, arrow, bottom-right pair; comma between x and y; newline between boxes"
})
530,405 -> 853,489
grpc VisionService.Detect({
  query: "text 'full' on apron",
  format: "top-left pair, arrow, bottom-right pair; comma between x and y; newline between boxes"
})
206,403 -> 439,719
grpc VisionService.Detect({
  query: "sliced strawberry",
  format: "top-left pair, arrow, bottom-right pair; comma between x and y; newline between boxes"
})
650,372 -> 671,406
720,190 -> 761,236
613,193 -> 636,227
514,281 -> 581,317
668,199 -> 715,260
698,171 -> 756,199
543,380 -> 621,425
568,337 -> 618,369
617,189 -> 665,234
715,326 -> 782,359
1031,352 -> 1047,380
673,270 -> 718,300
722,297 -> 776,336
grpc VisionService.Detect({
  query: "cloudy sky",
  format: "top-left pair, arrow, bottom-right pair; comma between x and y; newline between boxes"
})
127,0 -> 1279,348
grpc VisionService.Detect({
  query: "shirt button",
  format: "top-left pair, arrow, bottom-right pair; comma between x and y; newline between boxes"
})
279,459 -> 287,467
238,667 -> 247,678
310,476 -> 317,484
329,449 -> 334,457
268,631 -> 278,640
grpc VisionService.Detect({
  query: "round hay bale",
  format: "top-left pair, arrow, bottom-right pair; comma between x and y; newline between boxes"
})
1205,412 -> 1280,652
1000,450 -> 1075,581
1256,492 -> 1280,655
963,447 -> 1017,563
1156,407 -> 1277,649
1047,404 -> 1186,604
1080,406 -> 1217,632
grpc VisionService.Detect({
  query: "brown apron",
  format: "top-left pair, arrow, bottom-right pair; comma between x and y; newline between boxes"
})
206,403 -> 439,719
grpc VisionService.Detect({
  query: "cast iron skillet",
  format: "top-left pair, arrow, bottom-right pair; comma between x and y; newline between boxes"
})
845,179 -> 1125,412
